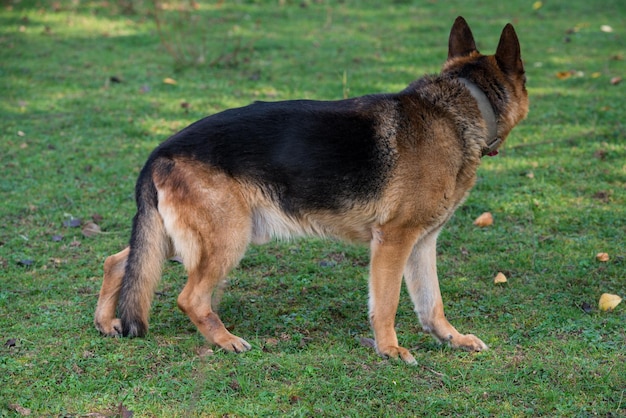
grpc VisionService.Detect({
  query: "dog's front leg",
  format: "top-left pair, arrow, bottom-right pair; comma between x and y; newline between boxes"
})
368,227 -> 419,365
404,228 -> 487,351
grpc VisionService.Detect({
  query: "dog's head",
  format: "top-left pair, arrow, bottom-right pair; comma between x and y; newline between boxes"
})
444,16 -> 529,149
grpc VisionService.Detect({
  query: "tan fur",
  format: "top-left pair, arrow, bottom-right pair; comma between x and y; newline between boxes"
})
94,247 -> 127,336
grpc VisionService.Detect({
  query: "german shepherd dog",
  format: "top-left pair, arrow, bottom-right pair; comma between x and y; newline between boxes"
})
95,17 -> 528,364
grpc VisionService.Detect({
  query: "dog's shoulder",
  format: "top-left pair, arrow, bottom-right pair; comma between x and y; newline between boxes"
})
393,75 -> 484,157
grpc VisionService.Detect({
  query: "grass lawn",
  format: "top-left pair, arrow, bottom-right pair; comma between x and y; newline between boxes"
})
1,0 -> 625,416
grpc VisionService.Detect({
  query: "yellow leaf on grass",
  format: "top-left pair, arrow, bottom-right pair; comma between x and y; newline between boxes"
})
596,252 -> 609,262
599,293 -> 622,311
532,1 -> 543,10
163,77 -> 177,85
591,72 -> 602,79
473,212 -> 493,227
600,25 -> 613,33
494,272 -> 508,284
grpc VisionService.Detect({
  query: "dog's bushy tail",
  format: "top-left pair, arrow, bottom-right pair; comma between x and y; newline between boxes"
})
118,164 -> 169,337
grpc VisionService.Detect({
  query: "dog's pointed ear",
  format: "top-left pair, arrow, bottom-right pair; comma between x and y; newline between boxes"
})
448,16 -> 477,60
495,23 -> 524,75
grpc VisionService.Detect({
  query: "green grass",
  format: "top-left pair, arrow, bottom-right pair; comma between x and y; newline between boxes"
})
1,0 -> 625,416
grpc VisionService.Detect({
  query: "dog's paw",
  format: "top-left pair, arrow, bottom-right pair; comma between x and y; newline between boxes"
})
377,345 -> 418,365
449,333 -> 488,352
95,318 -> 123,337
215,334 -> 252,354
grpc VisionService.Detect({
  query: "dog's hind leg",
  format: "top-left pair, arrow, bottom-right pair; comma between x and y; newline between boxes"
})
368,225 -> 420,365
158,166 -> 253,353
177,248 -> 252,353
404,227 -> 488,352
94,246 -> 129,336
174,216 -> 252,352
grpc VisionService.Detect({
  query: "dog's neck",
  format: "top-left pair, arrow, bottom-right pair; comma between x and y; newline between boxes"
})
458,78 -> 501,157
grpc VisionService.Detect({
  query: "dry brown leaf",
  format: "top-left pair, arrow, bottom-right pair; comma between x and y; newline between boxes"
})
598,293 -> 622,311
195,346 -> 214,357
265,338 -> 279,347
473,212 -> 493,227
118,403 -> 133,418
596,252 -> 610,262
494,272 -> 508,284
359,337 -> 376,349
556,71 -> 572,80
163,77 -> 177,85
610,76 -> 622,85
81,222 -> 101,238
9,404 -> 31,416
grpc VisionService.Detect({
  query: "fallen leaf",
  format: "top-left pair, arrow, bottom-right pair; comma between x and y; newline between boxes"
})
17,130 -> 25,137
600,25 -> 613,33
532,1 -> 542,10
63,218 -> 82,228
9,404 -> 31,416
610,76 -> 622,85
591,72 -> 602,79
556,71 -> 572,80
82,222 -> 101,238
163,77 -> 177,85
265,337 -> 279,347
494,272 -> 508,284
91,213 -> 103,223
118,403 -> 133,418
593,150 -> 607,160
18,259 -> 34,267
599,293 -> 622,311
359,337 -> 376,349
596,252 -> 610,262
229,379 -> 241,391
196,346 -> 214,357
592,191 -> 610,203
473,212 -> 493,227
